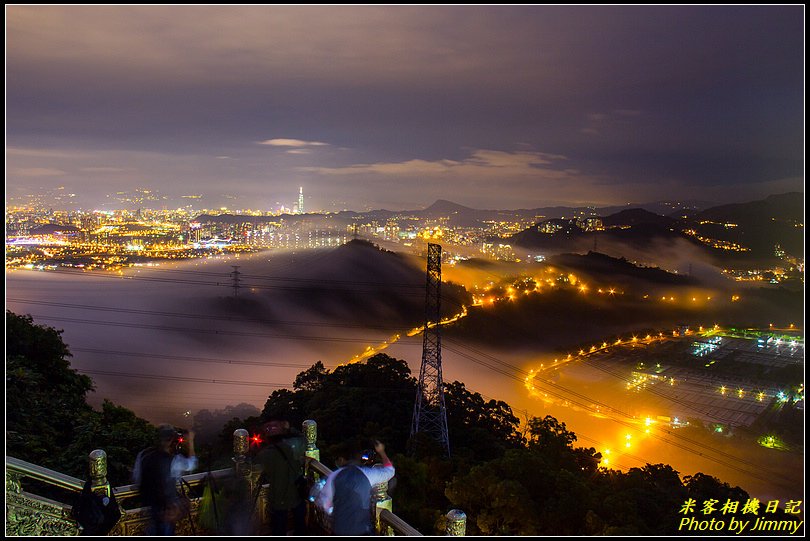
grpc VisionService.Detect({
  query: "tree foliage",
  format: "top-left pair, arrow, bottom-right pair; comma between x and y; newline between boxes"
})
443,381 -> 523,461
6,311 -> 155,485
7,312 -> 94,469
64,400 -> 157,484
263,354 -> 417,455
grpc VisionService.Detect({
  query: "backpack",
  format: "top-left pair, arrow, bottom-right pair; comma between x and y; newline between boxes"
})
273,442 -> 309,501
73,478 -> 122,536
332,466 -> 373,536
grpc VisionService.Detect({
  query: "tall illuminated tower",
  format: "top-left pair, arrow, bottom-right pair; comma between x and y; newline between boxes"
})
298,187 -> 304,214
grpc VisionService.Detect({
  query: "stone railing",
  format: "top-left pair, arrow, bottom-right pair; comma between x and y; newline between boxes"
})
6,456 -> 84,536
5,450 -> 234,536
5,419 -> 465,536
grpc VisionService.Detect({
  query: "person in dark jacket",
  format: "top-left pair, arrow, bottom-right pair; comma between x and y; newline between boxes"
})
255,416 -> 307,535
134,425 -> 196,536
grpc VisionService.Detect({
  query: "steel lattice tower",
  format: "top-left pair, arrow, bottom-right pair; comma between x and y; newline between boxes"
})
230,265 -> 242,297
410,243 -> 450,457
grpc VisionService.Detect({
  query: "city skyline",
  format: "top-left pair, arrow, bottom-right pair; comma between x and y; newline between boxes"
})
6,6 -> 804,211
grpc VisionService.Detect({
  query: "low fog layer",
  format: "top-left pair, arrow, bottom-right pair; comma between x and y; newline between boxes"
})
6,240 -> 469,425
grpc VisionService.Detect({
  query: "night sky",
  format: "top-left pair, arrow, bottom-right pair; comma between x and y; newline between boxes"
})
6,6 -> 804,210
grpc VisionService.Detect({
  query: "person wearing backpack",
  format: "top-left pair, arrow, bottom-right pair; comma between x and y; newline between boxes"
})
255,416 -> 307,535
315,439 -> 395,536
133,425 -> 198,535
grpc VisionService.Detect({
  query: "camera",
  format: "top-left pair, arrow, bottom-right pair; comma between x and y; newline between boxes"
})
360,449 -> 376,464
171,429 -> 189,453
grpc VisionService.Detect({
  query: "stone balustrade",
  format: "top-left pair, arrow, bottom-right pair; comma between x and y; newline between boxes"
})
5,420 -> 465,536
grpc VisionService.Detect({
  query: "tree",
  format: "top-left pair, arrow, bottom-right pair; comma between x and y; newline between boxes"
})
262,353 -> 417,454
7,311 -> 94,469
445,448 -> 553,535
6,311 -> 155,484
527,415 -> 577,453
443,381 -> 523,461
293,361 -> 328,391
682,472 -> 749,504
193,403 -> 261,447
591,464 -> 687,535
65,400 -> 156,485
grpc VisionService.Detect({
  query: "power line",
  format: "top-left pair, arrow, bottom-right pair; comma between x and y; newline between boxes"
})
440,312 -> 796,484
56,245 -> 427,289
11,267 -> 792,487
526,345 -> 793,476
578,353 -> 773,418
137,266 -> 427,289
63,316 -> 790,487
473,389 -> 657,468
73,345 -> 666,475
7,298 -> 412,332
26,297 -> 789,484
21,305 -> 785,486
13,267 -> 429,296
441,339 -> 796,488
76,368 -> 292,388
78,367 -> 417,395
25,314 -> 423,345
445,339 -> 775,473
72,347 -> 326,369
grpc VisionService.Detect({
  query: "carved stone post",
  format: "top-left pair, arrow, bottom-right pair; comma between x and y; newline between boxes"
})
88,449 -> 120,533
299,420 -> 320,532
88,449 -> 109,496
232,429 -> 251,480
302,420 -> 320,461
371,465 -> 393,535
232,427 -> 258,527
446,509 -> 467,536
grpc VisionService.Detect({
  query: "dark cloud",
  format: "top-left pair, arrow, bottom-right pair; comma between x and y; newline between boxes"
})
6,6 -> 804,209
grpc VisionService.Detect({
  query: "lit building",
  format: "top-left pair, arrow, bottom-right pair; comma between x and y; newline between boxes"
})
383,221 -> 401,241
537,219 -> 570,234
481,242 -> 517,261
577,217 -> 603,232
